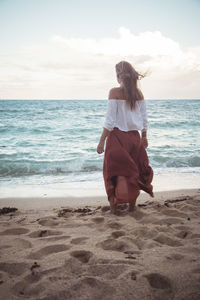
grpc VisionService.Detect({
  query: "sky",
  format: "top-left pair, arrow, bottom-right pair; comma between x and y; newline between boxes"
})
0,0 -> 200,100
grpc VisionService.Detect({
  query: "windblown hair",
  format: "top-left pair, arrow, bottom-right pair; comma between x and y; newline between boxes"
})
115,61 -> 145,110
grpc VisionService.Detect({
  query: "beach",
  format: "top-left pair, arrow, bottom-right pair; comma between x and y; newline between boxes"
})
0,100 -> 200,299
1,0 -> 200,296
0,188 -> 200,300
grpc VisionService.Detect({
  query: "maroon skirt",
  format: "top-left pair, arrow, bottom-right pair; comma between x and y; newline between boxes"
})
103,127 -> 154,204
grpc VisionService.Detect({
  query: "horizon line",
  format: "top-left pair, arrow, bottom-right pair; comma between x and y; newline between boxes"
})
0,98 -> 200,101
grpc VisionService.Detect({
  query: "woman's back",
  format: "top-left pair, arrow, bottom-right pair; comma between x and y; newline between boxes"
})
104,87 -> 147,132
109,87 -> 127,101
109,86 -> 144,101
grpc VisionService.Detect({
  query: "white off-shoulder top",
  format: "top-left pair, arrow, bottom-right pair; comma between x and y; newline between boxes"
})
103,99 -> 147,132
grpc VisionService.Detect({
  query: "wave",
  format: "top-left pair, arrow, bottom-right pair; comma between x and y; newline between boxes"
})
150,155 -> 200,168
0,155 -> 200,178
0,159 -> 102,177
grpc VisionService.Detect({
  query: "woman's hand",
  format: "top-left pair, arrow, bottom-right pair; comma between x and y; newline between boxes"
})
97,141 -> 105,154
142,137 -> 148,149
97,128 -> 109,154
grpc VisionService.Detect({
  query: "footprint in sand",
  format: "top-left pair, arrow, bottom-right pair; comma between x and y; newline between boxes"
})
38,217 -> 59,226
131,226 -> 158,239
28,229 -> 63,238
133,238 -> 147,250
176,230 -> 190,239
144,240 -> 162,249
27,244 -> 70,259
70,276 -> 115,300
130,209 -> 147,220
107,221 -> 123,230
137,215 -> 159,224
145,273 -> 172,290
96,238 -> 128,252
154,233 -> 183,247
70,250 -> 93,263
1,238 -> 32,250
145,273 -> 174,300
12,279 -> 45,298
64,257 -> 86,275
0,262 -> 28,276
91,217 -> 105,224
0,227 -> 29,235
166,253 -> 185,261
111,230 -> 126,238
70,237 -> 89,245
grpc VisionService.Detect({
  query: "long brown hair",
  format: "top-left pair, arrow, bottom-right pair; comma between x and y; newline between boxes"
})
115,61 -> 145,109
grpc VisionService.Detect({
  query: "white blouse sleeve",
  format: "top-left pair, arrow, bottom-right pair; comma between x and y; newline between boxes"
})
103,100 -> 118,131
139,100 -> 148,131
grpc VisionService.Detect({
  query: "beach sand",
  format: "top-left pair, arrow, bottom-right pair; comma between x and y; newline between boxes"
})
0,189 -> 200,300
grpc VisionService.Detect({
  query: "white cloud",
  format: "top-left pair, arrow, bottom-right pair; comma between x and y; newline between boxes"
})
0,27 -> 200,99
52,27 -> 181,57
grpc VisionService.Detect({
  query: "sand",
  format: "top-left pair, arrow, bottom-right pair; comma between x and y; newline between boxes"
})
0,189 -> 200,300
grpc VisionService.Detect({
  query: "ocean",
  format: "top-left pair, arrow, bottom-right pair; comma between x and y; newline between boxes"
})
0,99 -> 200,197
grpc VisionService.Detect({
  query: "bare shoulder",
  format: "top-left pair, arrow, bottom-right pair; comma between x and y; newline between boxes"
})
108,87 -> 122,100
137,89 -> 144,100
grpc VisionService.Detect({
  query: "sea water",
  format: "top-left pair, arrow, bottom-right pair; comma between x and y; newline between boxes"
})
0,100 -> 199,197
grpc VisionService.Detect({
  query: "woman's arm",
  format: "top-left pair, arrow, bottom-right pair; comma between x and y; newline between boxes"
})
141,129 -> 148,148
97,89 -> 117,154
97,128 -> 110,154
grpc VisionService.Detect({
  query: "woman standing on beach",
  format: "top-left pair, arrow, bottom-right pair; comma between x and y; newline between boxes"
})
97,61 -> 154,214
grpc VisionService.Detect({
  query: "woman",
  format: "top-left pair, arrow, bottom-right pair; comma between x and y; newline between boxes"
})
97,61 -> 154,214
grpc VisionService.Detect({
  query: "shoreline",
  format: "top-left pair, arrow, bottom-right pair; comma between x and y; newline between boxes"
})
0,188 -> 199,210
0,172 -> 200,201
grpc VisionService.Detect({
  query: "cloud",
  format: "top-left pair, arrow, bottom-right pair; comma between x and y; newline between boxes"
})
52,27 -> 181,57
51,27 -> 198,70
0,27 -> 200,99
